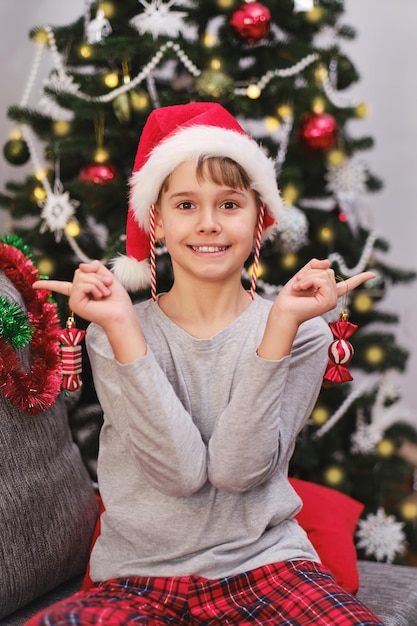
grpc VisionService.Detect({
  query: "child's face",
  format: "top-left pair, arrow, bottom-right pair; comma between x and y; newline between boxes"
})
155,160 -> 259,288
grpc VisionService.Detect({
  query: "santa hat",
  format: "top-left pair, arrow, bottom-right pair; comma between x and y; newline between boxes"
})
112,102 -> 284,292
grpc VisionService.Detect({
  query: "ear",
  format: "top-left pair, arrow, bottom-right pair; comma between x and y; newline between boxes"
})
153,206 -> 165,240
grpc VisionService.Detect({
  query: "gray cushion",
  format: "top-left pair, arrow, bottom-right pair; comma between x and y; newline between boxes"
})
1,577 -> 83,625
357,560 -> 417,626
0,271 -> 99,620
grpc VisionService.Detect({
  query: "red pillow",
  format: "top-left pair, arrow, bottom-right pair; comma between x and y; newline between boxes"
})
84,480 -> 364,594
289,477 -> 364,594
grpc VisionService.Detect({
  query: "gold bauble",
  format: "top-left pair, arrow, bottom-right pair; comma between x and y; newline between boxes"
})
113,93 -> 131,125
130,91 -> 149,111
365,345 -> 384,365
195,70 -> 234,100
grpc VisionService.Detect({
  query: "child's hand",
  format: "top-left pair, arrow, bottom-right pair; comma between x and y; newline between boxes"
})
32,260 -> 134,330
274,258 -> 375,325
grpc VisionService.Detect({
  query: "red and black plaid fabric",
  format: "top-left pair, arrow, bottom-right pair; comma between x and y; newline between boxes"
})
26,560 -> 383,625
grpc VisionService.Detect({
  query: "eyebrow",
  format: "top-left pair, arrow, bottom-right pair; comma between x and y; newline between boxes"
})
167,189 -> 248,200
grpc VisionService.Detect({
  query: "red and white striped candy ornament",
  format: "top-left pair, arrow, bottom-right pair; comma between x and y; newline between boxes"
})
59,315 -> 86,392
323,310 -> 357,384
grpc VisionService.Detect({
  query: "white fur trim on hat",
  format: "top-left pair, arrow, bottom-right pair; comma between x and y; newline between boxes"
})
111,255 -> 151,292
130,125 -> 283,237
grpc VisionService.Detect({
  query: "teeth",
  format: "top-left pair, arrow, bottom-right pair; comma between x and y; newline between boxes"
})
192,246 -> 227,253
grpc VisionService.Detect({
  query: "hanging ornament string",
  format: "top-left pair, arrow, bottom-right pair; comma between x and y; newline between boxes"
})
0,240 -> 63,415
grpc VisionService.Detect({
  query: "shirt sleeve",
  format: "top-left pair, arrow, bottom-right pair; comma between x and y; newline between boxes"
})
207,317 -> 330,493
86,324 -> 208,497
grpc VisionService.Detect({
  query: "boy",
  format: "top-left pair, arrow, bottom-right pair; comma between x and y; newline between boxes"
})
30,102 -> 382,624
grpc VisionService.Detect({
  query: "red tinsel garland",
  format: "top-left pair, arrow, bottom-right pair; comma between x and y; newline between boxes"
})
0,242 -> 62,415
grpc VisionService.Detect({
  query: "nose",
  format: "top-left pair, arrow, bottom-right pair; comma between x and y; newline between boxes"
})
196,206 -> 221,234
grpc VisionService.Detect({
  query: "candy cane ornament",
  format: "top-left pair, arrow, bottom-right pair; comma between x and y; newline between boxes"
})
59,314 -> 86,391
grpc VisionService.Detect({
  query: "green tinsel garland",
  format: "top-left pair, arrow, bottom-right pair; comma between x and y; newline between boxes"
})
0,295 -> 34,350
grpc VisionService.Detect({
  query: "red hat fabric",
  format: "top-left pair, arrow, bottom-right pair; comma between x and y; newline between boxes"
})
112,102 -> 284,291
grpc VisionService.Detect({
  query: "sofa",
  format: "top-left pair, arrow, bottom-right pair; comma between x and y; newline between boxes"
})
2,243 -> 417,625
2,560 -> 417,626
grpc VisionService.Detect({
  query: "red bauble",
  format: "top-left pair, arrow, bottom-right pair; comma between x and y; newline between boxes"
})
79,162 -> 118,184
298,112 -> 338,152
230,2 -> 271,44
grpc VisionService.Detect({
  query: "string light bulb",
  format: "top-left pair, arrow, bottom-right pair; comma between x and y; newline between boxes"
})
53,120 -> 71,137
79,44 -> 92,59
365,345 -> 385,365
33,186 -> 47,202
324,465 -> 344,486
277,104 -> 293,119
247,84 -> 261,99
104,71 -> 119,88
312,96 -> 326,114
265,116 -> 280,131
311,405 -> 329,426
282,183 -> 299,205
65,220 -> 81,238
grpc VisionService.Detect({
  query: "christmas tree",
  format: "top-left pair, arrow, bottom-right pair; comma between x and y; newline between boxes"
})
1,0 -> 417,565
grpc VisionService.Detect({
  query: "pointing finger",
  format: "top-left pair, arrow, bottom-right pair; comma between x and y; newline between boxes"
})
32,280 -> 73,296
336,271 -> 376,298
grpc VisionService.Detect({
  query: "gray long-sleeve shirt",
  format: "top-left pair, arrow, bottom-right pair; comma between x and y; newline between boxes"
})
87,294 -> 331,582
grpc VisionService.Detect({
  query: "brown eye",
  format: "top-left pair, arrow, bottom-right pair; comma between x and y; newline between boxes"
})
178,201 -> 194,210
221,201 -> 238,210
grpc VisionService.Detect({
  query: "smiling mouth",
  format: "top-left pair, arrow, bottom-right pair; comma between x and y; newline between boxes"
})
190,245 -> 229,253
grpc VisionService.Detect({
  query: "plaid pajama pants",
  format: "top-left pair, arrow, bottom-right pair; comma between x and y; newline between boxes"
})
26,560 -> 384,625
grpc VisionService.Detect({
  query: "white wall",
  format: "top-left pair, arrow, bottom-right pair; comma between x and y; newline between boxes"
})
1,1 -> 417,410
0,0 -> 85,226
343,0 -> 417,412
